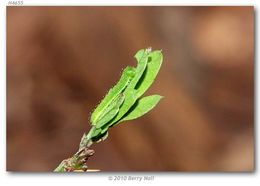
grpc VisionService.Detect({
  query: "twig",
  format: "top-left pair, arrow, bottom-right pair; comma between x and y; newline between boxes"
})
54,133 -> 94,172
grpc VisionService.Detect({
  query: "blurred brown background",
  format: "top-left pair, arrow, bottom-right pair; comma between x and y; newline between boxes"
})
7,6 -> 254,171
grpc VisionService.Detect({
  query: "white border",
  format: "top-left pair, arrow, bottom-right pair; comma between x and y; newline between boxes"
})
0,1 -> 258,186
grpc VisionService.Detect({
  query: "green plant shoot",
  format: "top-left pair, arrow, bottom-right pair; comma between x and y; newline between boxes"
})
54,47 -> 163,172
83,47 -> 163,146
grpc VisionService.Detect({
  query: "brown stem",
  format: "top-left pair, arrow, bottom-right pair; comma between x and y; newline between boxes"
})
54,147 -> 95,172
54,132 -> 94,172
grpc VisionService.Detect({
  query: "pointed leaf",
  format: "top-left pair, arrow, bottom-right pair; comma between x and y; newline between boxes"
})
135,50 -> 163,98
95,93 -> 125,128
120,95 -> 163,122
109,48 -> 151,124
90,66 -> 135,125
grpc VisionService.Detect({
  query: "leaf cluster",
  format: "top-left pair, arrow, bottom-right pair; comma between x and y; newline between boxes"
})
86,48 -> 163,143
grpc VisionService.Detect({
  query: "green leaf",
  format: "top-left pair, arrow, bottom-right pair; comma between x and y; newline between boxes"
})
120,95 -> 163,122
87,127 -> 108,143
108,48 -> 151,125
90,66 -> 135,125
88,94 -> 125,140
135,50 -> 163,98
95,93 -> 125,129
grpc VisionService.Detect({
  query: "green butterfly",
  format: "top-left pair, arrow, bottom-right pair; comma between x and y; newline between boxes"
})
80,48 -> 163,148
